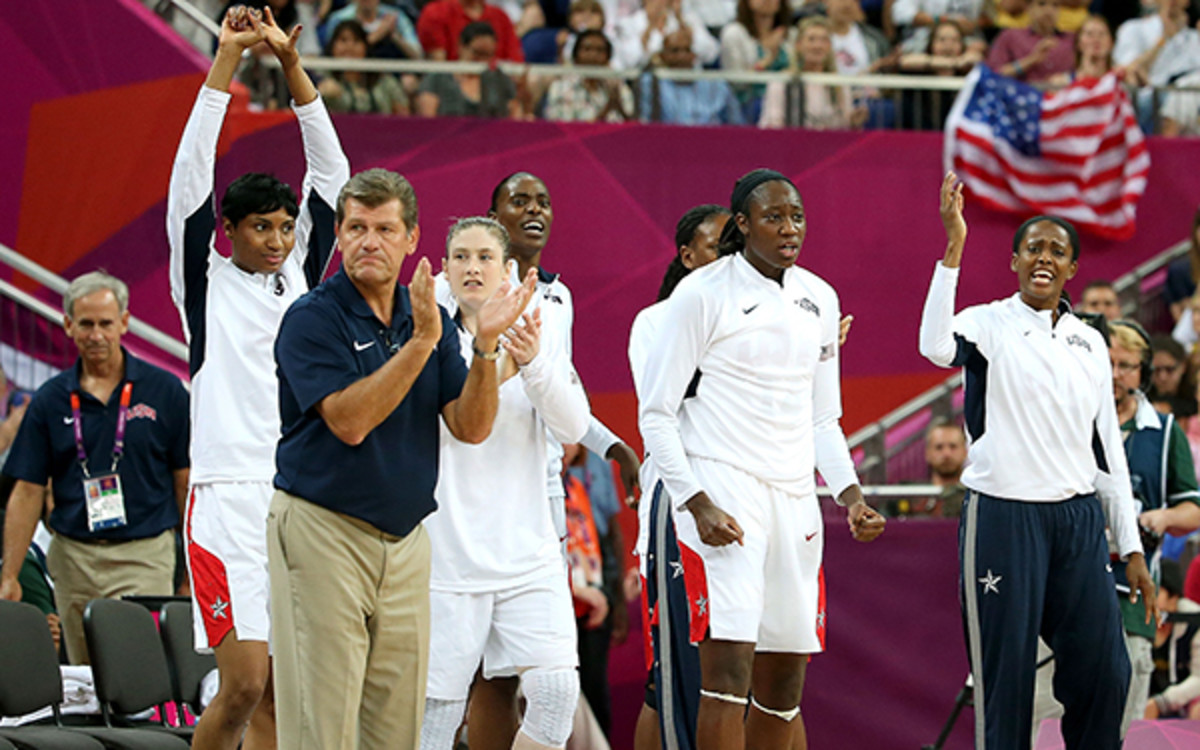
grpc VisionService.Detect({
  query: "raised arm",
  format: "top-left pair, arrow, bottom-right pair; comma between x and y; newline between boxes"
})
919,172 -> 970,366
257,7 -> 351,285
505,309 -> 590,444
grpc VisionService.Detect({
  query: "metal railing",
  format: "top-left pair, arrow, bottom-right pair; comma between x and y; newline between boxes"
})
0,243 -> 188,364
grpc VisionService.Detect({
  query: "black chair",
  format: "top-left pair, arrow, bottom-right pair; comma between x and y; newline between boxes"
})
0,600 -> 106,750
157,602 -> 215,722
82,599 -> 192,746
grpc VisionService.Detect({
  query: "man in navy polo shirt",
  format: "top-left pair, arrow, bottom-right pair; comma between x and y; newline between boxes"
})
0,271 -> 190,664
268,168 -> 536,749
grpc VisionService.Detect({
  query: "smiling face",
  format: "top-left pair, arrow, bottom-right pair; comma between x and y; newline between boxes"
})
445,226 -> 509,315
338,197 -> 419,291
930,22 -> 965,57
224,208 -> 296,274
1010,220 -> 1077,311
491,174 -> 554,262
1076,17 -> 1112,60
736,181 -> 806,281
797,24 -> 832,71
331,26 -> 368,59
1028,0 -> 1061,34
64,289 -> 129,370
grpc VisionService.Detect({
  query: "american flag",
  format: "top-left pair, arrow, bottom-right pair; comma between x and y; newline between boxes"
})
943,65 -> 1150,240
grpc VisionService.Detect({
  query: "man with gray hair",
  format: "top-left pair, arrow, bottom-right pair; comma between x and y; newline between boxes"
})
269,168 -> 537,748
0,271 -> 190,664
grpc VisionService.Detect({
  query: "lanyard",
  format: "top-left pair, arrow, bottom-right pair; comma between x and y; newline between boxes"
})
70,382 -> 132,478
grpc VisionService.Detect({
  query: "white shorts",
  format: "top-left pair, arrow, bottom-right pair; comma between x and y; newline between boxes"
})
185,481 -> 272,651
426,572 -> 578,701
672,458 -> 825,654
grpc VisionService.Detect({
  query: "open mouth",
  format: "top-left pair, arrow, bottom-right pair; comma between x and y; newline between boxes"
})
1031,269 -> 1054,285
779,243 -> 799,260
522,219 -> 546,236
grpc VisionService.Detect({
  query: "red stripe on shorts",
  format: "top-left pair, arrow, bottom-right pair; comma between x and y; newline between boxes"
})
677,541 -> 709,644
640,574 -> 655,672
816,565 -> 827,650
186,492 -> 234,648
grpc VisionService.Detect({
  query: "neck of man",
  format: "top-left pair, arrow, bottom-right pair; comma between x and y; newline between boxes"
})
1033,21 -> 1056,37
830,16 -> 852,34
1116,392 -> 1138,424
930,471 -> 961,488
356,279 -> 397,326
79,348 -> 126,402
461,0 -> 485,17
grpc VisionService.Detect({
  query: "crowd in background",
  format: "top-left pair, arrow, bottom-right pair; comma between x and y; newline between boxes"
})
147,0 -> 1200,130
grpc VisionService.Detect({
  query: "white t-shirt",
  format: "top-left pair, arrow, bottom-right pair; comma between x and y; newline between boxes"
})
832,25 -> 871,75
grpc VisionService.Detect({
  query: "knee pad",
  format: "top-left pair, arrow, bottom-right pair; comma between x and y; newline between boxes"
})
750,694 -> 800,723
519,667 -> 579,748
419,697 -> 466,750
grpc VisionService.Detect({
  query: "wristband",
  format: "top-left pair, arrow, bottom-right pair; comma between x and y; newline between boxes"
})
473,342 -> 501,361
1013,59 -> 1024,75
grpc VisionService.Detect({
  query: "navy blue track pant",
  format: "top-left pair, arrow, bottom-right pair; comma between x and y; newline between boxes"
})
645,481 -> 702,750
960,491 -> 1130,750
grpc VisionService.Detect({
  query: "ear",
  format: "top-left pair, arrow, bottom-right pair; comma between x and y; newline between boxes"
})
1066,259 -> 1078,281
486,208 -> 498,219
735,212 -> 750,237
222,217 -> 237,240
119,310 -> 131,336
62,315 -> 73,337
1010,254 -> 1018,272
505,258 -> 517,276
405,225 -> 421,257
679,245 -> 695,270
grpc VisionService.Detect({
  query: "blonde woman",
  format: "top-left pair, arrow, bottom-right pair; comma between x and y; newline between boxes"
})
759,16 -> 867,129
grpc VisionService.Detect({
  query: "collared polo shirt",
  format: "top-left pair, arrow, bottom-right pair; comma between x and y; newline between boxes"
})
2,351 -> 190,540
274,268 -> 468,537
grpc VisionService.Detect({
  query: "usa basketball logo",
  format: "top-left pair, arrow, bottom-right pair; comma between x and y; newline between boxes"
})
129,403 -> 158,421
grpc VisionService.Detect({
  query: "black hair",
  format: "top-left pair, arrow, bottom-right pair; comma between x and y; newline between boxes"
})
325,19 -> 368,57
675,204 -> 730,249
656,257 -> 690,302
572,29 -> 613,64
1161,558 -> 1184,598
1152,333 -> 1186,363
221,173 -> 299,227
488,171 -> 540,212
460,20 -> 496,47
1012,215 -> 1081,261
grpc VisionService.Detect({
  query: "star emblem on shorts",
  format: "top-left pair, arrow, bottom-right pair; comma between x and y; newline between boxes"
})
978,569 -> 1002,595
695,595 -> 708,616
669,560 -> 684,579
210,596 -> 230,620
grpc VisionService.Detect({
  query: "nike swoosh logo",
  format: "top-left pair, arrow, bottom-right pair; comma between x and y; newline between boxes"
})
63,416 -> 75,425
743,304 -> 759,315
805,531 -> 818,541
354,340 -> 375,352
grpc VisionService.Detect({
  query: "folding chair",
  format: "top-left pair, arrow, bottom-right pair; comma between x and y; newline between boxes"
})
157,601 -> 215,723
0,600 -> 105,749
82,599 -> 192,746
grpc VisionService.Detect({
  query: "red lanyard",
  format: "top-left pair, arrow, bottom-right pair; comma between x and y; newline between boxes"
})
70,382 -> 132,478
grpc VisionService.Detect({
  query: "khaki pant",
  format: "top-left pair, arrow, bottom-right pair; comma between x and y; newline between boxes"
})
268,490 -> 430,749
46,530 -> 175,664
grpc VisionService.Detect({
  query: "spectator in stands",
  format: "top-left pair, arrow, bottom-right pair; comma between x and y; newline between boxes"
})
1078,279 -> 1121,320
718,0 -> 790,119
884,419 -> 967,517
417,22 -> 524,117
319,20 -> 412,113
1164,206 -> 1200,320
322,0 -> 423,58
612,0 -> 720,70
0,508 -> 61,652
827,0 -> 895,74
543,30 -> 635,121
1071,14 -> 1116,81
557,0 -> 608,62
985,0 -> 1077,82
760,16 -> 867,129
1113,0 -> 1200,89
1149,334 -> 1198,420
639,27 -> 745,123
890,0 -> 987,54
1160,70 -> 1200,136
1145,559 -> 1200,719
0,367 -> 29,465
0,271 -> 191,665
418,0 -> 525,60
898,19 -> 980,129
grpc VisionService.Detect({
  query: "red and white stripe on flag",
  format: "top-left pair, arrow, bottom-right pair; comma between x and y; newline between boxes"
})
943,65 -> 1150,240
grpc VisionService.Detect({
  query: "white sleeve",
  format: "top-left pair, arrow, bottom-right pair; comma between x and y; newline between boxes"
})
520,351 -> 590,445
166,86 -> 227,336
811,286 -> 859,501
582,416 -> 622,457
613,14 -> 653,71
919,262 -> 988,368
291,97 -> 351,285
1160,625 -> 1200,711
1092,343 -> 1144,560
638,286 -> 711,509
687,12 -> 721,65
1111,20 -> 1144,67
1172,307 -> 1197,348
891,0 -> 919,28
